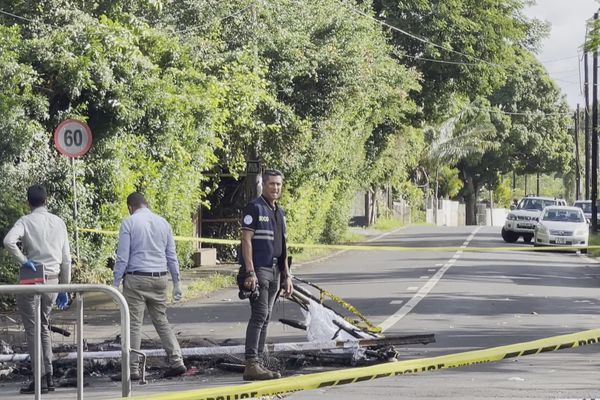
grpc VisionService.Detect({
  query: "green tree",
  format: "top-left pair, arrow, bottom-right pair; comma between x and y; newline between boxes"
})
425,99 -> 497,223
454,51 -> 572,224
371,0 -> 545,118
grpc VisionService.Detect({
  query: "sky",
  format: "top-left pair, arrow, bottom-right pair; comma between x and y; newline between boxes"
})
524,0 -> 599,109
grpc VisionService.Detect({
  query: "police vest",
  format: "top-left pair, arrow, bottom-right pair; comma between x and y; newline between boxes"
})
244,197 -> 287,268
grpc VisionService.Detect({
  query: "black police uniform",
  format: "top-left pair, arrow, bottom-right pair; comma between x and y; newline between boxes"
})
241,195 -> 287,361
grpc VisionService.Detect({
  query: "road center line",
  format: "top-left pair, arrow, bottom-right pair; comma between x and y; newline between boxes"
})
378,227 -> 482,332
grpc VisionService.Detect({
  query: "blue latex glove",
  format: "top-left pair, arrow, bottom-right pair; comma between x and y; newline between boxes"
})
56,293 -> 69,310
22,260 -> 37,272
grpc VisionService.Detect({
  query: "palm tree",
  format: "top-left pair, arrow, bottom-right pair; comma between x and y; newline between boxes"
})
425,101 -> 497,224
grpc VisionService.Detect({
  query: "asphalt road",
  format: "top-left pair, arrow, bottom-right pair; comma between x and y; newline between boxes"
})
3,225 -> 600,399
290,225 -> 600,400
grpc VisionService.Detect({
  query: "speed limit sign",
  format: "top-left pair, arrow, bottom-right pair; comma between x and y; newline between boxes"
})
53,119 -> 93,158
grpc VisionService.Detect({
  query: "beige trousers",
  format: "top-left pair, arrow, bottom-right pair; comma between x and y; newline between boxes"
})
123,274 -> 183,373
16,278 -> 59,377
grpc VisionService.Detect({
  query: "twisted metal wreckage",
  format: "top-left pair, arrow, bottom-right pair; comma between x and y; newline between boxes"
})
0,276 -> 435,380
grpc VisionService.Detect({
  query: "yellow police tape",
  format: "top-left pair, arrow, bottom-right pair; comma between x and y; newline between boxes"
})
115,328 -> 600,400
79,228 -> 599,253
312,283 -> 382,334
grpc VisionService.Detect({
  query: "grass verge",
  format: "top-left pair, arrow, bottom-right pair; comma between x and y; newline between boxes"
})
290,230 -> 368,264
185,272 -> 236,299
588,233 -> 600,257
372,216 -> 405,232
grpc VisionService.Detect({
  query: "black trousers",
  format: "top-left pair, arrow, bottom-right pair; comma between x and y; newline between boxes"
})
244,264 -> 280,361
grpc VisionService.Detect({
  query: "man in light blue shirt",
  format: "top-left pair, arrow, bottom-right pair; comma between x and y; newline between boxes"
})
113,192 -> 186,380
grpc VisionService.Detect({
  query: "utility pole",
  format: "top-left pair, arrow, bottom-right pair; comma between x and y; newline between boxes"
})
512,171 -> 516,199
575,105 -> 581,200
536,172 -> 540,196
245,1 -> 261,201
585,52 -> 591,200
592,12 -> 599,231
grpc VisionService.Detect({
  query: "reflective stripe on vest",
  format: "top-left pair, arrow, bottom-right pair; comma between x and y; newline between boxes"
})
253,235 -> 275,241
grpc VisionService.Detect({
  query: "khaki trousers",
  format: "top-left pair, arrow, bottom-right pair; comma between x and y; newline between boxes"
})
123,274 -> 183,373
16,277 -> 59,376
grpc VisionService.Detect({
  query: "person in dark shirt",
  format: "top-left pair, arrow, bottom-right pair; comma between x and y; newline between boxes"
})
240,169 -> 293,381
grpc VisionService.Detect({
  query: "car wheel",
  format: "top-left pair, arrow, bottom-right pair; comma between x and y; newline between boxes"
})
522,234 -> 533,243
581,248 -> 588,254
501,228 -> 519,243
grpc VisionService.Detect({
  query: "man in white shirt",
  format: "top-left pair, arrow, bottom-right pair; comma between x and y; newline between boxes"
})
3,184 -> 71,395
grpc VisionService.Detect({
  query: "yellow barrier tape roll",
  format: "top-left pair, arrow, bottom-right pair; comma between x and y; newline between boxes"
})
115,328 -> 600,400
80,227 -> 597,253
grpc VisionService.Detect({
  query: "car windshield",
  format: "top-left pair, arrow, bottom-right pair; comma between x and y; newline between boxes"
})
518,198 -> 556,211
573,201 -> 600,213
541,209 -> 585,222
574,202 -> 592,212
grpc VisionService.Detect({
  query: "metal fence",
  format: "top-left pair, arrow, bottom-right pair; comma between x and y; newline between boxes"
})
0,284 -> 131,400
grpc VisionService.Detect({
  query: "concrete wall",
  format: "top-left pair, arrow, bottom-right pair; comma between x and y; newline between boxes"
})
484,208 -> 509,227
426,199 -> 466,227
426,199 -> 507,227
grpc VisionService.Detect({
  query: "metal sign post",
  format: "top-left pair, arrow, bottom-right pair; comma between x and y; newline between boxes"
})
71,157 -> 80,261
53,119 -> 93,263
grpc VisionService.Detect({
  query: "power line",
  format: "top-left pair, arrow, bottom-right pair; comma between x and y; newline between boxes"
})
337,0 -> 511,71
552,77 -> 580,85
490,108 -> 570,117
539,55 -> 580,64
546,67 -> 579,74
402,53 -> 479,67
0,9 -> 36,23
339,0 -> 582,103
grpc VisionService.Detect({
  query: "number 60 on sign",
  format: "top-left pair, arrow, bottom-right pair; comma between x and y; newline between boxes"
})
53,119 -> 93,158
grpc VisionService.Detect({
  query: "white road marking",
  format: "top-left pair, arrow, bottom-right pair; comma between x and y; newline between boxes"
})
379,227 -> 482,332
427,268 -> 436,272
406,286 -> 419,291
419,275 -> 429,279
389,300 -> 404,305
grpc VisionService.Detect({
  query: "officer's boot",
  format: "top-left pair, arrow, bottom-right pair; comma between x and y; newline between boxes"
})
243,360 -> 276,381
260,362 -> 281,379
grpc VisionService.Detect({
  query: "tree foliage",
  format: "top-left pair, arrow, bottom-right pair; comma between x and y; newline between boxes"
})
0,0 -> 577,285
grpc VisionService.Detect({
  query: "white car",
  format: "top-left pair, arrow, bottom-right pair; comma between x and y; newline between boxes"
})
573,200 -> 600,221
502,196 -> 567,243
533,206 -> 589,251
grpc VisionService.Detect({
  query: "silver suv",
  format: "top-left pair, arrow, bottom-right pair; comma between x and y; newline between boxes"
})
502,196 -> 567,243
573,200 -> 600,221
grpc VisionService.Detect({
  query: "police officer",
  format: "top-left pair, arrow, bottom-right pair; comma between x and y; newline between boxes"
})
3,184 -> 71,394
240,169 -> 293,381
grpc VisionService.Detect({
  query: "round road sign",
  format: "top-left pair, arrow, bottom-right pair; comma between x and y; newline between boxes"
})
53,119 -> 93,158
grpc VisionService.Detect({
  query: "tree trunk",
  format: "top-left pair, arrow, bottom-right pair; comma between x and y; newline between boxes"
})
463,175 -> 479,225
368,187 -> 377,225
